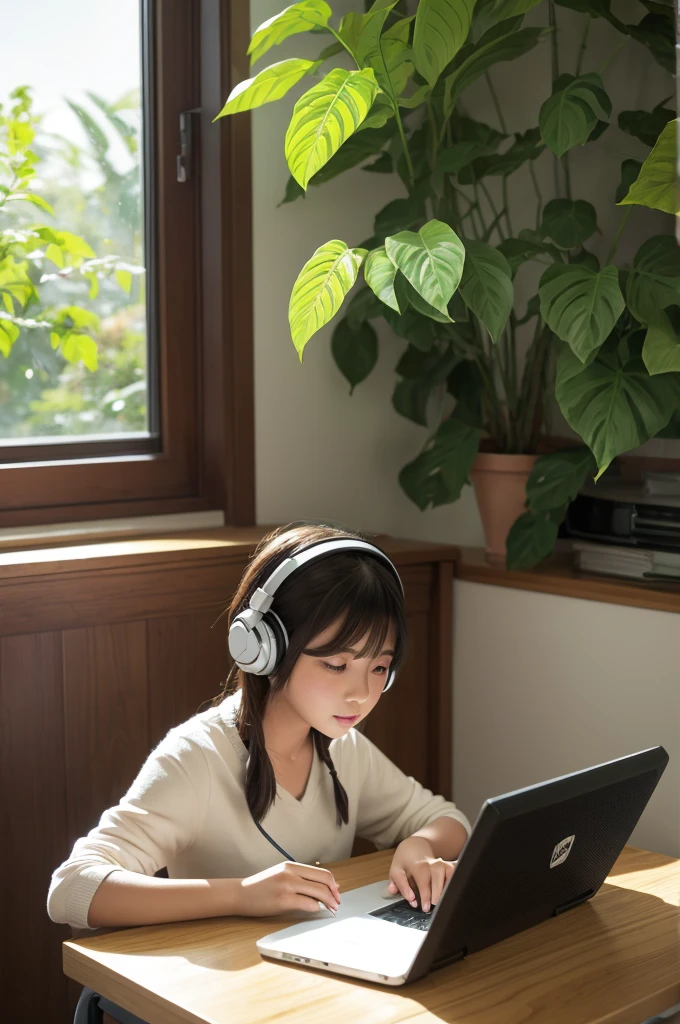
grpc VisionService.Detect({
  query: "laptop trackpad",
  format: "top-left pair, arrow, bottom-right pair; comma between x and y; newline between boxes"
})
266,915 -> 425,975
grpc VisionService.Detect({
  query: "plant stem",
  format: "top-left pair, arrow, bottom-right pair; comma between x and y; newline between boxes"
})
479,181 -> 506,241
484,72 -> 507,134
484,73 -> 514,236
575,15 -> 591,76
529,160 -> 543,229
548,0 -> 563,201
605,206 -> 633,264
327,27 -> 360,65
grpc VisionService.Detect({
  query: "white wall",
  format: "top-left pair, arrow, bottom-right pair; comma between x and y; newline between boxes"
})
453,581 -> 680,857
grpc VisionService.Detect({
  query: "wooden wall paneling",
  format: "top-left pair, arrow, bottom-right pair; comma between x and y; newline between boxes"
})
0,631 -> 71,1023
62,623 -> 149,846
0,559 -> 241,637
429,560 -> 454,800
360,566 -> 434,786
147,609 -> 231,748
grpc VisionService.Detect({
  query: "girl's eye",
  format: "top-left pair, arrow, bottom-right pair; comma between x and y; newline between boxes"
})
323,661 -> 345,672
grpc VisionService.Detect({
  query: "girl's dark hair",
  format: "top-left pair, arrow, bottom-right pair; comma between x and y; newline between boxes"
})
213,522 -> 408,826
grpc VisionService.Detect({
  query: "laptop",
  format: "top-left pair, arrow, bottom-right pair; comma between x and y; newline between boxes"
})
257,746 -> 668,986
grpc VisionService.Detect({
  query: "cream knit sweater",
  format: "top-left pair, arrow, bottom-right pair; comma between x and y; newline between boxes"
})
47,690 -> 471,929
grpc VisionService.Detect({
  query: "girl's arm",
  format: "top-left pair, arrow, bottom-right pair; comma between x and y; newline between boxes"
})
409,814 -> 469,860
87,871 -> 240,928
88,861 -> 342,927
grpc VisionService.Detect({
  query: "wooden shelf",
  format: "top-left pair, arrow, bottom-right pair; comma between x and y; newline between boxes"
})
457,547 -> 680,615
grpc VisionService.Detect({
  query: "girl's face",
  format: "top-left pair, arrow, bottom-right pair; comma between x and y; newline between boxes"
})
281,618 -> 397,739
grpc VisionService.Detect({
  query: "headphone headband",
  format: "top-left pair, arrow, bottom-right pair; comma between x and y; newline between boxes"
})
227,536 -> 403,689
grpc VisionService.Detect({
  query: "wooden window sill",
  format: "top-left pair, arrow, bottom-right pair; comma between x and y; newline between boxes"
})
0,526 -> 460,581
456,547 -> 680,615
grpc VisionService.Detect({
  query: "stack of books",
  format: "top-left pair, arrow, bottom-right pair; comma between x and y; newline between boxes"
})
573,542 -> 680,582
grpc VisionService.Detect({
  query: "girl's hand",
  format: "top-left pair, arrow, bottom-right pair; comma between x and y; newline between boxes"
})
387,836 -> 456,913
232,861 -> 342,917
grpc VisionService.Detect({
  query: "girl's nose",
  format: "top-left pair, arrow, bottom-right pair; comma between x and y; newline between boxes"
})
345,671 -> 371,703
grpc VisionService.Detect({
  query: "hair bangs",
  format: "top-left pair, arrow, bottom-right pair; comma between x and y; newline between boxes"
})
301,563 -> 404,667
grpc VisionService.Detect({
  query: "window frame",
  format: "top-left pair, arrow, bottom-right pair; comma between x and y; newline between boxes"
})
0,0 -> 254,528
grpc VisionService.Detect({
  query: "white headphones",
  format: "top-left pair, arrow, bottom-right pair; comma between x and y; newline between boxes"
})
227,538 -> 404,692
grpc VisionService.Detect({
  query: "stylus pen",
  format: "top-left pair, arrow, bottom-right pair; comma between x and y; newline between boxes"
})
252,815 -> 337,914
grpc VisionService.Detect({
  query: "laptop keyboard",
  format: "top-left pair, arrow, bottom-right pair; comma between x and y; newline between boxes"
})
369,899 -> 432,931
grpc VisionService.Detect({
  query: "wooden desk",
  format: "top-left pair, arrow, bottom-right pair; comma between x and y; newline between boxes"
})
63,846 -> 680,1024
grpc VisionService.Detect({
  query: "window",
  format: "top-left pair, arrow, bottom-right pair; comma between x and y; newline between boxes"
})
0,0 -> 254,527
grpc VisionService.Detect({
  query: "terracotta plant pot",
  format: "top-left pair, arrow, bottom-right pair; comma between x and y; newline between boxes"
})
469,453 -> 537,565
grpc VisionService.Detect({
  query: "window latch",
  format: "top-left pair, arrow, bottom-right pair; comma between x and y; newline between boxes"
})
177,108 -> 201,183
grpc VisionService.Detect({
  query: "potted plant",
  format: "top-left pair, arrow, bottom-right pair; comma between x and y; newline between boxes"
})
218,0 -> 679,567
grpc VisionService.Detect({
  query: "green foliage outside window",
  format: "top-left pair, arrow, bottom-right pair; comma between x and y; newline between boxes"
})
0,86 -> 146,438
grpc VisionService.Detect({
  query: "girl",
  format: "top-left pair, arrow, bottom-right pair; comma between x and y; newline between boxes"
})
47,523 -> 470,930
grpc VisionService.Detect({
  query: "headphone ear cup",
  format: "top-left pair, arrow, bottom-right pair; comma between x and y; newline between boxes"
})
262,610 -> 288,676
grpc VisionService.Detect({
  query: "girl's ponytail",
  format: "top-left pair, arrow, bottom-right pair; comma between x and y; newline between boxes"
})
238,672 -> 278,823
313,730 -> 349,826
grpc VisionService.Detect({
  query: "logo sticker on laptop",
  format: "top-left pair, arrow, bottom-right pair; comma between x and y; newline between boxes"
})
550,835 -> 575,868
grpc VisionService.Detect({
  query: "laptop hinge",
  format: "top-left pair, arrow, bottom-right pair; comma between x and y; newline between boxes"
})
554,888 -> 595,915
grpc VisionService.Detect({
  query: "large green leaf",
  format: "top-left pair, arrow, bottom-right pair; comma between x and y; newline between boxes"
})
505,511 -> 561,570
539,263 -> 624,362
457,128 -> 544,183
285,68 -> 379,188
625,236 -> 680,325
555,340 -> 680,475
385,220 -> 465,316
364,247 -> 400,312
540,199 -> 598,250
248,1 -> 332,64
414,0 -> 477,87
459,239 -> 513,342
345,285 -> 387,329
472,0 -> 543,37
331,317 -> 379,392
618,104 -> 674,148
393,342 -> 460,424
289,240 -> 367,358
395,273 -> 453,322
618,120 -> 678,215
356,0 -> 400,65
216,59 -> 317,116
399,418 -> 481,508
627,13 -> 675,74
539,73 -> 611,158
308,123 -> 396,186
355,1 -> 414,97
444,27 -> 545,117
437,140 -> 495,175
643,309 -> 680,375
497,235 -> 562,274
526,447 -> 596,511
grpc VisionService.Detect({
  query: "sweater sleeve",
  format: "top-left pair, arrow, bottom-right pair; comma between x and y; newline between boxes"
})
353,731 -> 471,850
47,732 -> 209,930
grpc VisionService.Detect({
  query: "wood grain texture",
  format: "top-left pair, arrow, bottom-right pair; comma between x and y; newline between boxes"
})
63,846 -> 680,1024
63,623 -> 149,843
457,547 -> 680,615
0,632 -> 72,1022
147,609 -> 231,746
